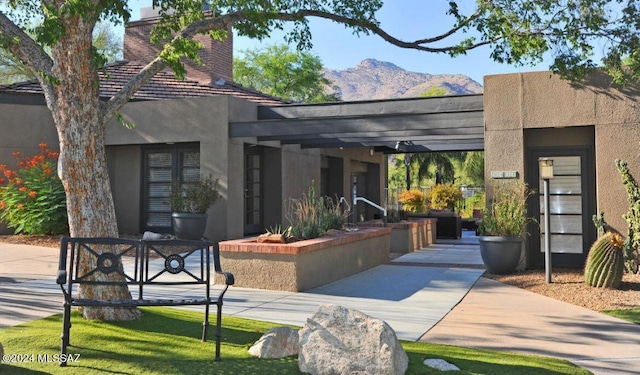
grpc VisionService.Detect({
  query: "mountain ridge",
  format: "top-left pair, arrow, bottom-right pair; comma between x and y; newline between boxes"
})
323,58 -> 483,101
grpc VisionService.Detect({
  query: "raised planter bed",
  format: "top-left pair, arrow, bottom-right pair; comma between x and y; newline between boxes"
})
218,227 -> 391,292
358,218 -> 436,253
408,211 -> 462,239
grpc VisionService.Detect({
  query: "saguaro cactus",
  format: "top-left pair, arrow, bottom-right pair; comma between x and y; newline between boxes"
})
584,232 -> 625,289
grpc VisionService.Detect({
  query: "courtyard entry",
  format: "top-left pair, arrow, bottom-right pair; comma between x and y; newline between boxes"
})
526,146 -> 596,267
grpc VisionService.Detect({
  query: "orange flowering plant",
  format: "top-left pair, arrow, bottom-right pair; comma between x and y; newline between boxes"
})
0,143 -> 68,234
398,189 -> 426,213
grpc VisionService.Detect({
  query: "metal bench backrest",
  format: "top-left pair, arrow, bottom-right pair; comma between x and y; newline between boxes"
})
60,237 -> 214,300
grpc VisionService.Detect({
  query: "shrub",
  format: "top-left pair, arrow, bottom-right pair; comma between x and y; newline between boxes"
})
170,174 -> 220,214
429,184 -> 462,211
398,190 -> 426,212
478,180 -> 533,237
387,208 -> 407,223
285,183 -> 348,240
459,191 -> 486,218
0,143 -> 68,235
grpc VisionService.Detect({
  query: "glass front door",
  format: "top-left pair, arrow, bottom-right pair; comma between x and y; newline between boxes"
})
528,147 -> 596,267
244,146 -> 263,235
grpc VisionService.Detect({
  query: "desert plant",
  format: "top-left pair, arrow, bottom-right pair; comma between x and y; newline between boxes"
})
285,184 -> 348,240
0,143 -> 68,234
429,184 -> 463,211
387,208 -> 407,223
615,159 -> 640,274
170,174 -> 220,214
584,232 -> 625,288
263,224 -> 293,243
321,196 -> 348,232
398,189 -> 426,212
478,179 -> 534,237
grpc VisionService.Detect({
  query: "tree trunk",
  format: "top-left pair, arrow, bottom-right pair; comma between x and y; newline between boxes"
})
404,154 -> 412,191
48,16 -> 141,321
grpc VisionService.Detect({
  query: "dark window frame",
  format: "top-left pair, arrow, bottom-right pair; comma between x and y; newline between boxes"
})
141,143 -> 200,233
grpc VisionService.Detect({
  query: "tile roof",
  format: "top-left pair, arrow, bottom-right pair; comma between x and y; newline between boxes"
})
0,60 -> 286,105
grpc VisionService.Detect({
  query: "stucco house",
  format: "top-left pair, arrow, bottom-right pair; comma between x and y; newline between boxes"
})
1,10 -> 640,270
484,71 -> 640,268
0,12 -> 389,242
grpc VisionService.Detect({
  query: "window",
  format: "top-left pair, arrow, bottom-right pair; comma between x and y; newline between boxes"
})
142,144 -> 199,232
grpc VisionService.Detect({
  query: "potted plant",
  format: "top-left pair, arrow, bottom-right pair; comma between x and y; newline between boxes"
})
169,174 -> 220,239
477,179 -> 533,274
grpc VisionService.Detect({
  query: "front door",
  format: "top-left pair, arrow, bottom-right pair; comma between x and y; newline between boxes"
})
244,146 -> 263,235
527,147 -> 596,267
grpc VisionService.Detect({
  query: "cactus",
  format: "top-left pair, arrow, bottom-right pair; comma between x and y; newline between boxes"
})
615,159 -> 640,274
584,232 -> 625,288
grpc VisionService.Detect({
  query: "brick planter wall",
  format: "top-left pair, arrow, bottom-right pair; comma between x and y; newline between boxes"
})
358,218 -> 436,253
219,227 -> 391,291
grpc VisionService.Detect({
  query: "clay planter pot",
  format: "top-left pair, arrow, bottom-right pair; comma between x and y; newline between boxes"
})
478,236 -> 523,274
171,212 -> 208,240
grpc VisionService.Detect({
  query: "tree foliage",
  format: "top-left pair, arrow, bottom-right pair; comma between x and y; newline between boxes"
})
0,21 -> 122,84
234,44 -> 340,103
463,151 -> 485,186
419,87 -> 447,97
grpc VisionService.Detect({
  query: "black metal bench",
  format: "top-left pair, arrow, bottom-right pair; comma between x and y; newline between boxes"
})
56,237 -> 234,366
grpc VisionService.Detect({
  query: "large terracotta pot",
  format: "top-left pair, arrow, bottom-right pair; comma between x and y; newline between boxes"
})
171,212 -> 208,240
478,236 -> 523,274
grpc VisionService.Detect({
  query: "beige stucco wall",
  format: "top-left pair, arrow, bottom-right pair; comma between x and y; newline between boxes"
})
0,93 -> 386,239
0,99 -> 59,234
105,96 -> 237,241
484,70 -> 640,237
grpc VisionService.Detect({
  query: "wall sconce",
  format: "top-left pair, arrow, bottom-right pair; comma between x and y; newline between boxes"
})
369,148 -> 374,156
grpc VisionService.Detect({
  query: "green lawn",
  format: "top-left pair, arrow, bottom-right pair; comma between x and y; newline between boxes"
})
602,308 -> 640,325
0,307 -> 591,374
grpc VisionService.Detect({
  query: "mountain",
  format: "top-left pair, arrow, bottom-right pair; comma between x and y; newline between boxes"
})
323,59 -> 483,101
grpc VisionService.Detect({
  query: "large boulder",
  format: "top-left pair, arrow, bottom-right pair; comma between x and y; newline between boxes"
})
248,327 -> 299,359
298,304 -> 408,375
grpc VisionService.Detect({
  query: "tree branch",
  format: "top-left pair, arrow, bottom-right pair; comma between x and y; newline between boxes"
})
288,9 -> 501,53
0,11 -> 56,100
105,7 -> 499,118
103,11 -> 248,118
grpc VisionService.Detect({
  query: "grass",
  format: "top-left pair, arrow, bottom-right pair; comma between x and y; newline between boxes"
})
602,308 -> 640,325
0,307 -> 591,375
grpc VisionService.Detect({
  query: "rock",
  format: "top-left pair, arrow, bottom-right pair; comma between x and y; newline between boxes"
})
248,327 -> 299,359
142,231 -> 163,240
257,233 -> 286,243
423,358 -> 460,371
298,304 -> 408,375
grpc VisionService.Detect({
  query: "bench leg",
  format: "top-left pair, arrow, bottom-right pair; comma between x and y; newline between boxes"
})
60,304 -> 71,367
202,303 -> 210,342
214,301 -> 223,362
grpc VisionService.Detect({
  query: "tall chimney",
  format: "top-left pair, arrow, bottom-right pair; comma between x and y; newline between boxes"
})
123,7 -> 233,84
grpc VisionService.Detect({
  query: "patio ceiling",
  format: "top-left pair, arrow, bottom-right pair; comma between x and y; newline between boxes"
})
229,94 -> 484,153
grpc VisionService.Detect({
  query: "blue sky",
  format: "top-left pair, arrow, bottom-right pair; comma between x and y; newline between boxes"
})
128,1 -> 553,84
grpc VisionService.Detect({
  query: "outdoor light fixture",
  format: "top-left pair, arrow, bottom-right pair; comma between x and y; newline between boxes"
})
539,158 -> 554,179
369,147 -> 375,156
538,157 -> 554,284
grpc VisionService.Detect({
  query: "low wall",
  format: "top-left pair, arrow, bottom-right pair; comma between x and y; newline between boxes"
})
358,218 -> 436,253
218,227 -> 391,292
408,212 -> 462,239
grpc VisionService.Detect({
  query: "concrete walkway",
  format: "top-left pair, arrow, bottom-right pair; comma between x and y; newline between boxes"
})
1,232 -> 639,374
